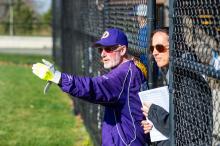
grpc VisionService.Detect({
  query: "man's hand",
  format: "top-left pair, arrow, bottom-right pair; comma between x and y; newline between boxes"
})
32,59 -> 61,84
141,120 -> 153,134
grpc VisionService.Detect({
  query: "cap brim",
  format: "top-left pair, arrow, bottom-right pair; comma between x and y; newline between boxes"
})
92,40 -> 118,48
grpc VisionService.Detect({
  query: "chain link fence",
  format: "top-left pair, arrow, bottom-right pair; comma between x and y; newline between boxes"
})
53,0 -> 219,145
171,0 -> 220,145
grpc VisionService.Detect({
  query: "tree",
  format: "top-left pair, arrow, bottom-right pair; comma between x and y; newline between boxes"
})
1,0 -> 51,36
13,0 -> 35,35
42,8 -> 51,24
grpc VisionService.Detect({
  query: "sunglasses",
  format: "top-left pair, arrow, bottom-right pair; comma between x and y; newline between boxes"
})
150,44 -> 168,53
98,46 -> 119,54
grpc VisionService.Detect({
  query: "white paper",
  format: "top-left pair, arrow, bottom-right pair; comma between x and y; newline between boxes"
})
138,86 -> 169,142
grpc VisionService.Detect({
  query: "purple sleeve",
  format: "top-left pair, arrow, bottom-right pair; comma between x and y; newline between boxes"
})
59,72 -> 124,104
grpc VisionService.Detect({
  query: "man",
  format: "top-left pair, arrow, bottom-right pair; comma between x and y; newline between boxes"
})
141,28 -> 213,146
135,4 -> 160,87
32,28 -> 150,146
135,4 -> 149,66
136,4 -> 148,48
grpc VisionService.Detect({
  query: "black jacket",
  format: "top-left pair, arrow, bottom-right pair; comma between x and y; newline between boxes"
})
148,67 -> 213,146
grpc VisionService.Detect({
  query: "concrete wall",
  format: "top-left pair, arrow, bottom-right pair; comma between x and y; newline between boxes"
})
0,36 -> 52,49
0,36 -> 52,55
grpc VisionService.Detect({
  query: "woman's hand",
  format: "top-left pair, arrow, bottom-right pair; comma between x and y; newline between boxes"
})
141,120 -> 153,134
141,101 -> 152,117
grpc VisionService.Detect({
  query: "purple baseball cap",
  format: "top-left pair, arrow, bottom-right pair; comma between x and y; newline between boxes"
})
93,28 -> 128,47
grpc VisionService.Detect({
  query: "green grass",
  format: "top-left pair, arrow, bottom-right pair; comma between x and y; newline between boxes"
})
0,54 -> 53,65
0,54 -> 93,146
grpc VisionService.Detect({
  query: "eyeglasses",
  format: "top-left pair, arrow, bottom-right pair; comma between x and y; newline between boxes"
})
98,46 -> 119,54
150,44 -> 168,53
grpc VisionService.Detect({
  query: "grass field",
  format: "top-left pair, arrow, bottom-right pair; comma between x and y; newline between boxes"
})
0,54 -> 93,146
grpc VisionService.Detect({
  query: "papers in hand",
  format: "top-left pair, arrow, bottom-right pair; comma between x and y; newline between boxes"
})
138,86 -> 169,142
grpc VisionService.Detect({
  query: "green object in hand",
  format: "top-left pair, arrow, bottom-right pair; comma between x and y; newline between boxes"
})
32,59 -> 61,84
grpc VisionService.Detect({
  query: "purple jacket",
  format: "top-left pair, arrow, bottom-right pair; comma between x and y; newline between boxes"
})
59,60 -> 150,146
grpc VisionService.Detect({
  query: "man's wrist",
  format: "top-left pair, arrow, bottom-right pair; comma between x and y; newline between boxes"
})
53,71 -> 61,84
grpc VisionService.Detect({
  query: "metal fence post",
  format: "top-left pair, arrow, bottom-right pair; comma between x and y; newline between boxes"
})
147,0 -> 156,89
169,0 -> 175,145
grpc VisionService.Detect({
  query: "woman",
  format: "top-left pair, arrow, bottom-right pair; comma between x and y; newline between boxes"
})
141,28 -> 213,146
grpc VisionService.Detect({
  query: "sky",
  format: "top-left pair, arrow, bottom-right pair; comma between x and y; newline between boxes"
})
32,0 -> 51,14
